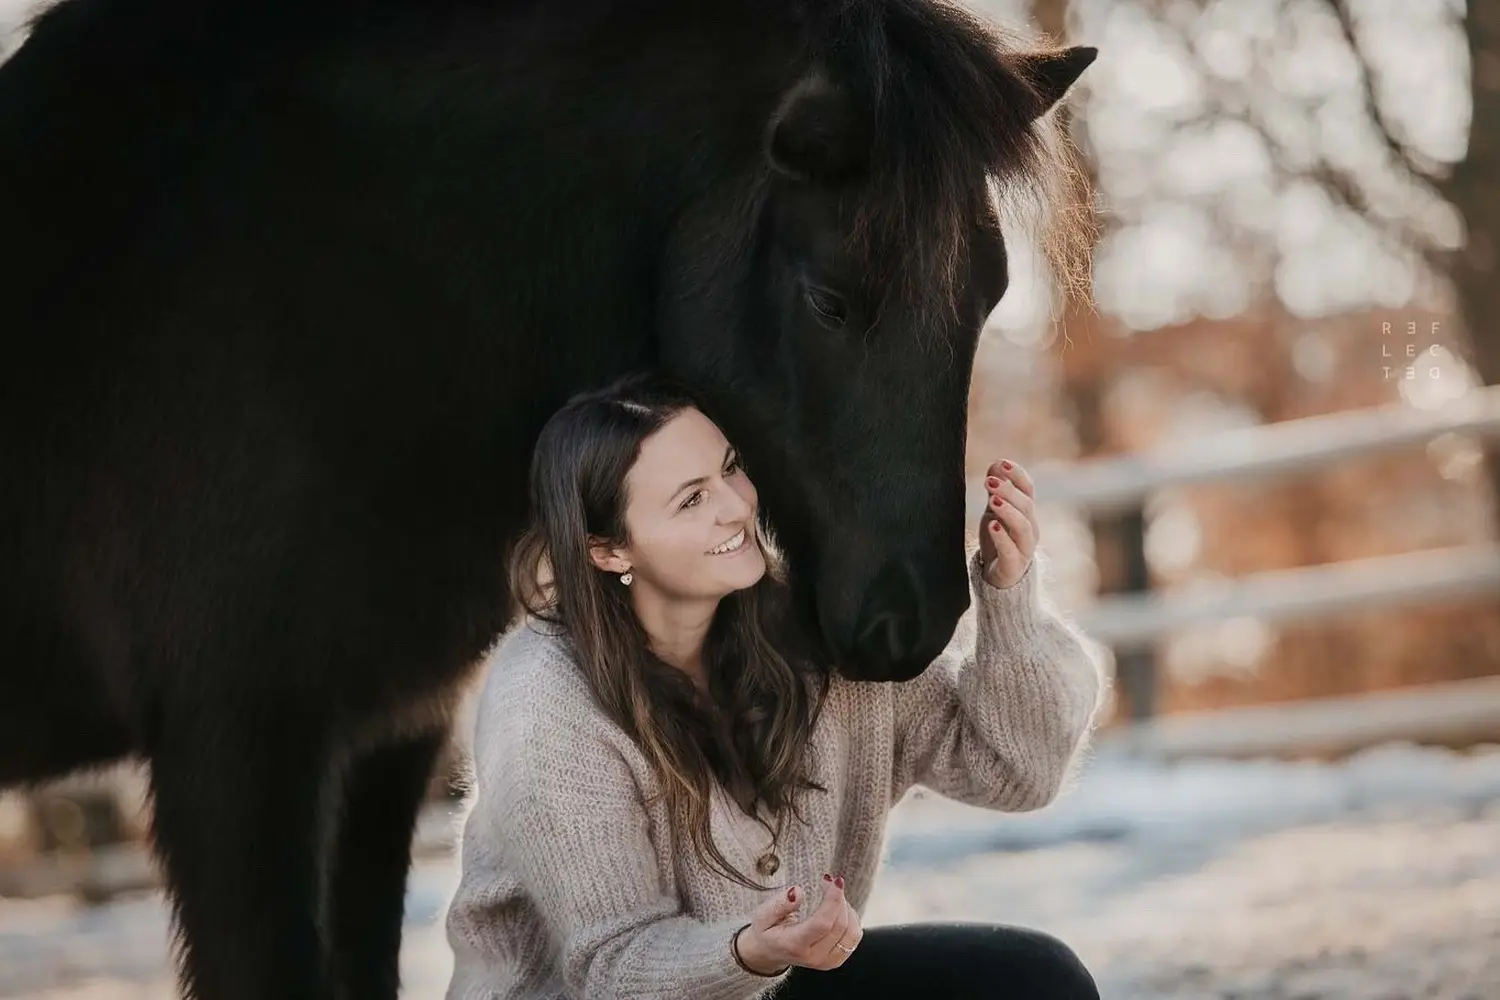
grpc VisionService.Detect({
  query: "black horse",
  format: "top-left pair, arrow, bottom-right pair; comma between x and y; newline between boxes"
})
0,0 -> 1094,996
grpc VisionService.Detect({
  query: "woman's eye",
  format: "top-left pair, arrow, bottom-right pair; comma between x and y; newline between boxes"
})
680,489 -> 705,511
805,285 -> 848,329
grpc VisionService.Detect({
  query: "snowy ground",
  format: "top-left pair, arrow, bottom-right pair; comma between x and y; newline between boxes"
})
1,0 -> 29,58
4,743 -> 1499,999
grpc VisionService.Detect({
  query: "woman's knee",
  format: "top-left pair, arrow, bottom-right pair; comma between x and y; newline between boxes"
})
994,926 -> 1098,999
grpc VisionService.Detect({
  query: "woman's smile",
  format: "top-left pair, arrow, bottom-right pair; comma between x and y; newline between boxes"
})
707,525 -> 755,556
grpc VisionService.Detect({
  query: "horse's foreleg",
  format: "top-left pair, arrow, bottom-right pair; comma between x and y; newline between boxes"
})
148,715 -> 330,1000
326,730 -> 446,1000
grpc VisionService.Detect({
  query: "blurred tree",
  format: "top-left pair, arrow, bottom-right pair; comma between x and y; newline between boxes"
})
1100,0 -> 1498,528
1445,0 -> 1500,521
1030,0 -> 1160,722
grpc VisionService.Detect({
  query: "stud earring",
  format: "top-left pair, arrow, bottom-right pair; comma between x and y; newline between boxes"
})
620,571 -> 633,586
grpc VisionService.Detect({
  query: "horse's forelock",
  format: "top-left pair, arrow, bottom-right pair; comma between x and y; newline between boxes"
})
810,0 -> 1095,335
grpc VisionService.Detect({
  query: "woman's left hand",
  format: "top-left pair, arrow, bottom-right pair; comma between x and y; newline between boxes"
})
978,459 -> 1038,589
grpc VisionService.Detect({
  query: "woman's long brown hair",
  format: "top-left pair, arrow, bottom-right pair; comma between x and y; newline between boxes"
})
508,373 -> 830,890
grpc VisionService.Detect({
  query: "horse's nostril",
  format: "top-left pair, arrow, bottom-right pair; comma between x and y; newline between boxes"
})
841,552 -> 970,680
855,607 -> 922,667
852,559 -> 927,675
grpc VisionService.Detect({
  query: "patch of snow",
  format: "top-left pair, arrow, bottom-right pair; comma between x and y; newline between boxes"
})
885,742 -> 1500,866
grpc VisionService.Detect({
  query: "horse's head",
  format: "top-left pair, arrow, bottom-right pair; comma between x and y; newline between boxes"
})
659,4 -> 1095,681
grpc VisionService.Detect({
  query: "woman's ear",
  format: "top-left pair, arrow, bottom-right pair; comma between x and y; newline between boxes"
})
588,539 -> 631,576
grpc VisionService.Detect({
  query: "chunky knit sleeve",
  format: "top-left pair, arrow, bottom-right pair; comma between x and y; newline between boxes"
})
890,548 -> 1107,809
445,635 -> 786,1000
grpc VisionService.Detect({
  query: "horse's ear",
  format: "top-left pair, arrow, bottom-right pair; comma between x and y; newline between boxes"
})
1012,45 -> 1098,121
766,74 -> 867,182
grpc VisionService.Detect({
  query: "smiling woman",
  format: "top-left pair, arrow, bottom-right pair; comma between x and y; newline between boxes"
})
501,374 -> 825,893
447,372 -> 1108,999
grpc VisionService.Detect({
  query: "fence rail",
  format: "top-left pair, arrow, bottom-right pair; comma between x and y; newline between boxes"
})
1103,674 -> 1500,760
1073,542 -> 1500,652
1029,384 -> 1500,515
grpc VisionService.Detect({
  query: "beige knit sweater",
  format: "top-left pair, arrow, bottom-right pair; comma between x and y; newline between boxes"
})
444,548 -> 1106,1000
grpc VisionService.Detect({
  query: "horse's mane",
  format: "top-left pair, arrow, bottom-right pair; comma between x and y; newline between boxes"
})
800,0 -> 1094,323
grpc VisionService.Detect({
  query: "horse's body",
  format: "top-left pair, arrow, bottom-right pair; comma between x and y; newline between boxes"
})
0,0 -> 1092,995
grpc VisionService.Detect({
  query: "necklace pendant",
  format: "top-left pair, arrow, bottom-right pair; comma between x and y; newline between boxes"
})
755,851 -> 780,877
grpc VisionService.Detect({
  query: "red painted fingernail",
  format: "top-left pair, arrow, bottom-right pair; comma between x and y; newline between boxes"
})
991,521 -> 1002,531
788,886 -> 798,902
992,496 -> 1003,507
835,876 -> 845,889
823,873 -> 832,882
1001,461 -> 1013,470
986,476 -> 999,489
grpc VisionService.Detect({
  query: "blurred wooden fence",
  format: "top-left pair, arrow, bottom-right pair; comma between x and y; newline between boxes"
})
5,385 -> 1500,899
1036,383 -> 1500,757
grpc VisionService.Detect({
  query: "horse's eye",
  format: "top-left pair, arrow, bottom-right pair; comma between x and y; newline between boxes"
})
805,285 -> 848,329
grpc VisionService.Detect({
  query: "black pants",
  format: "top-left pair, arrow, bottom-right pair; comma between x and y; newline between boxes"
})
771,923 -> 1099,999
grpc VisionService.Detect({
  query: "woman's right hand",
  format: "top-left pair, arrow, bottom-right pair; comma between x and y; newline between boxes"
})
735,874 -> 864,974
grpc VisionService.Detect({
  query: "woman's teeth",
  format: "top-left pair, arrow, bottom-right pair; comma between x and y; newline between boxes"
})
709,528 -> 747,555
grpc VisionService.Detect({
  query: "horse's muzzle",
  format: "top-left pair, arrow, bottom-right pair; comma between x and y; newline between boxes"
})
848,556 -> 967,682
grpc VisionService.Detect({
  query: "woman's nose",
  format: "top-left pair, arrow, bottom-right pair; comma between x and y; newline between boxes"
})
720,483 -> 754,522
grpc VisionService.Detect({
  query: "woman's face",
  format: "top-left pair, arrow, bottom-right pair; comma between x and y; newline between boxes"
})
606,407 -> 767,603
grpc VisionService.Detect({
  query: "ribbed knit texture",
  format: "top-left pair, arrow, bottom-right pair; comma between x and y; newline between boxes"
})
444,547 -> 1107,999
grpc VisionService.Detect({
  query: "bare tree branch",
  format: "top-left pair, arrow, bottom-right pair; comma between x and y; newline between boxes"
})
1318,0 -> 1443,182
1144,0 -> 1449,276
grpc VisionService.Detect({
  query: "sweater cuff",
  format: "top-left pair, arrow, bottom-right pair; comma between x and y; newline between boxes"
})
968,546 -> 1046,646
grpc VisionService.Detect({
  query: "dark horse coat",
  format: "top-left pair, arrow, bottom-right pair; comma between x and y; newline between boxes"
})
0,0 -> 1094,995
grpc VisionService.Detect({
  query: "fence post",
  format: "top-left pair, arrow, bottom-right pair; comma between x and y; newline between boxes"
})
1096,503 -> 1157,726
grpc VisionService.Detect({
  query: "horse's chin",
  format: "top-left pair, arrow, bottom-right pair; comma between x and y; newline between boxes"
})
835,647 -> 934,684
806,585 -> 915,683
807,557 -> 968,683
